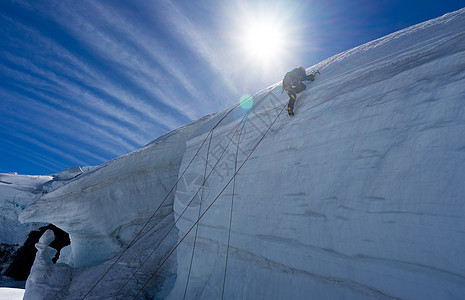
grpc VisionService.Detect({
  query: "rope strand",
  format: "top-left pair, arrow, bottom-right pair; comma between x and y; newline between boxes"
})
112,89 -> 276,299
134,101 -> 287,299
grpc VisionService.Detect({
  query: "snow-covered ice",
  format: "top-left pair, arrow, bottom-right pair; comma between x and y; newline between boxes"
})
3,7 -> 465,300
0,287 -> 24,300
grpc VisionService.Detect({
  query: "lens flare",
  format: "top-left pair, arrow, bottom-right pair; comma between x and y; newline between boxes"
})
239,94 -> 253,110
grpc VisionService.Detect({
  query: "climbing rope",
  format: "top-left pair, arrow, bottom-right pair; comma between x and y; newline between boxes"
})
82,93 -> 257,299
111,88 -> 278,299
112,119 -> 244,299
132,48 -> 355,298
182,90 -> 284,299
221,112 -> 246,300
183,132 -> 213,299
131,49 -> 353,297
133,98 -> 288,299
85,48 -> 353,299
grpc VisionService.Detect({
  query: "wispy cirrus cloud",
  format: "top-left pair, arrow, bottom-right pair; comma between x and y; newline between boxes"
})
153,0 -> 241,97
1,0 -> 241,174
0,86 -> 128,161
2,6 -> 190,128
31,0 -> 219,119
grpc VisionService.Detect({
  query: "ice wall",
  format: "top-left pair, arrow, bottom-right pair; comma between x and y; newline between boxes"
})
20,120 -> 204,268
169,9 -> 465,300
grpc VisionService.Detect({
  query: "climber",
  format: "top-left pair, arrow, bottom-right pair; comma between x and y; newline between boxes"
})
282,67 -> 317,116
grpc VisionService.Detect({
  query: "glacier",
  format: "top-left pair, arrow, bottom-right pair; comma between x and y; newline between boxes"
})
0,173 -> 52,246
1,7 -> 464,300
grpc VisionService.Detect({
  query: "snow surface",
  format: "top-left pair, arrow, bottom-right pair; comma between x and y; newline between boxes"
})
0,288 -> 24,300
8,7 -> 465,300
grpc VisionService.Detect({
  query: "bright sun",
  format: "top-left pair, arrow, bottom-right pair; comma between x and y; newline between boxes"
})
239,17 -> 286,67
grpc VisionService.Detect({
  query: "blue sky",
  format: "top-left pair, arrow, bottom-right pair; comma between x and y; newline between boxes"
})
1,0 -> 463,175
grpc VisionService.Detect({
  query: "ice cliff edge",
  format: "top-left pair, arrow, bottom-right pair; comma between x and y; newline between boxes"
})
19,119 -> 205,268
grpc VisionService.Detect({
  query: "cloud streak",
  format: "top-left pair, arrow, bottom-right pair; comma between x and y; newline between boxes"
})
1,0 -> 245,174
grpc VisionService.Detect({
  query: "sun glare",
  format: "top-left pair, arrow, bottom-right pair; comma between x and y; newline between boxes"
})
239,17 -> 286,67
